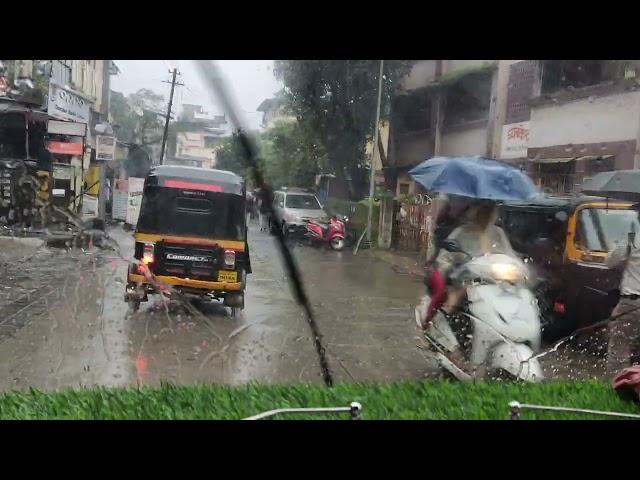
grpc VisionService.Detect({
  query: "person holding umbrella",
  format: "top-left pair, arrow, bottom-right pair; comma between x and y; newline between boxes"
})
410,156 -> 539,367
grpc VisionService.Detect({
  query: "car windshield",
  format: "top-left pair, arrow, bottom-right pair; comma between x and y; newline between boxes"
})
285,194 -> 321,209
6,58 -> 640,421
577,208 -> 640,252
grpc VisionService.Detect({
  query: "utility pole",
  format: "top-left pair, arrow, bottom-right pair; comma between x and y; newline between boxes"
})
159,68 -> 183,165
365,59 -> 384,244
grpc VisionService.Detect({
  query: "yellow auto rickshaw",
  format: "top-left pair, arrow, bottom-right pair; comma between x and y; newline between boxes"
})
124,165 -> 250,316
500,195 -> 638,340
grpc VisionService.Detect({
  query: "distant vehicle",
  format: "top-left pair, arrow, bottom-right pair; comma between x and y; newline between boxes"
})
271,188 -> 327,237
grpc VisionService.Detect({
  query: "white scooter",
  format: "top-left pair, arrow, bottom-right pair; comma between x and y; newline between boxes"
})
415,240 -> 544,382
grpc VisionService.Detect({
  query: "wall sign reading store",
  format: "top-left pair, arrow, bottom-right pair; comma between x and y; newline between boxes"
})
501,121 -> 530,159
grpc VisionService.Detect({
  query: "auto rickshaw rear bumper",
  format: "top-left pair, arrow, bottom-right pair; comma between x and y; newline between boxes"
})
127,273 -> 243,292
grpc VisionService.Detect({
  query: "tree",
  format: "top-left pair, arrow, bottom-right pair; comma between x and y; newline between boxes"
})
110,88 -> 165,147
274,60 -> 413,199
261,119 -> 325,189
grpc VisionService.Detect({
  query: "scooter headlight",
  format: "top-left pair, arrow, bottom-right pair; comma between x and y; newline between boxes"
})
491,263 -> 523,283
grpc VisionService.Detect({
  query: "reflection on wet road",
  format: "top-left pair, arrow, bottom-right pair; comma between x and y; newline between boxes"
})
0,223 -> 613,392
0,224 -> 430,391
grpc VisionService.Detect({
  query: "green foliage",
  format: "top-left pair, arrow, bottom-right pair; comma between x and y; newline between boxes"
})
260,120 -> 325,189
110,89 -> 165,146
274,60 -> 414,199
0,381 -> 635,420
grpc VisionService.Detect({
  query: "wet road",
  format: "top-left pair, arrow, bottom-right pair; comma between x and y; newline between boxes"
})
0,224 -> 613,392
0,224 -> 432,391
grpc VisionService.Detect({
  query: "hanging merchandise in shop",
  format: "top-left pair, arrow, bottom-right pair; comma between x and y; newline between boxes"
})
96,135 -> 116,161
47,82 -> 91,124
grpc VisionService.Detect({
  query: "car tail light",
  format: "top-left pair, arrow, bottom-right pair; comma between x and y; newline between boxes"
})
142,243 -> 155,265
224,249 -> 236,269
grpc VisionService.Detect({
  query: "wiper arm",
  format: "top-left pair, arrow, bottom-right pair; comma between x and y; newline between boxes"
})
193,61 -> 334,387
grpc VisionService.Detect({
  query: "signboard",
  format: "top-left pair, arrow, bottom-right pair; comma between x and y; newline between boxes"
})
48,141 -> 84,155
47,120 -> 87,137
501,121 -> 530,159
81,194 -> 99,220
96,135 -> 116,161
126,177 -> 145,226
47,81 -> 91,123
112,179 -> 128,221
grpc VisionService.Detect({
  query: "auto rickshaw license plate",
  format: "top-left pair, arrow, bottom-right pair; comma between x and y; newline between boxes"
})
218,271 -> 238,282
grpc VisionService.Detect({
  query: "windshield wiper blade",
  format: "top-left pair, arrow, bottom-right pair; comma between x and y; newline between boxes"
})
193,60 -> 334,387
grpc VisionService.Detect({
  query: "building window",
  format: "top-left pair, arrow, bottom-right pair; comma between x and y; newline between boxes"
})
443,71 -> 492,127
398,183 -> 410,195
540,60 -> 624,95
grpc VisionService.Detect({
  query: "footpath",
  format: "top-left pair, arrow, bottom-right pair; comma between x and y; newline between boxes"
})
367,248 -> 425,279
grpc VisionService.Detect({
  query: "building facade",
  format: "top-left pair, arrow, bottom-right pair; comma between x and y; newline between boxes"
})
387,59 -> 640,196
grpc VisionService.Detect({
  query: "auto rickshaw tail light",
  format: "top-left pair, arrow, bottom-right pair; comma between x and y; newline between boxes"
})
143,243 -> 155,265
553,302 -> 566,314
224,249 -> 236,268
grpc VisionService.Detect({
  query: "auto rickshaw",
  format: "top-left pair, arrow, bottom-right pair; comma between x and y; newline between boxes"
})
124,166 -> 250,316
499,194 -> 638,340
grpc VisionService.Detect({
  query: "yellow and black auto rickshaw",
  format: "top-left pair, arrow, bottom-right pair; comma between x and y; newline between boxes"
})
124,165 -> 250,316
499,195 -> 638,340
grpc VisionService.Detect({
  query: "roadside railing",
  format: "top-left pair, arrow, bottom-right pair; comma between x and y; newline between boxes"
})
244,402 -> 362,420
508,401 -> 640,420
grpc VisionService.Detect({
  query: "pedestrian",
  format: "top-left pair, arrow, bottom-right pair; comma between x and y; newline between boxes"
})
258,195 -> 269,232
246,194 -> 253,226
605,207 -> 640,376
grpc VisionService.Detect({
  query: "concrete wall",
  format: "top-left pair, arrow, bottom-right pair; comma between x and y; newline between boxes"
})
445,60 -> 494,73
441,125 -> 488,156
399,60 -> 437,91
493,60 -> 526,157
394,132 -> 433,168
529,91 -> 640,148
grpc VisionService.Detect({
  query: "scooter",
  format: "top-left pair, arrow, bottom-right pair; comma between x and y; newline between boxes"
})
415,240 -> 544,382
304,215 -> 347,251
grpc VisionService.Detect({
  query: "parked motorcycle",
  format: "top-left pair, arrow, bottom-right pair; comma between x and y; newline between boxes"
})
303,215 -> 347,251
415,240 -> 544,382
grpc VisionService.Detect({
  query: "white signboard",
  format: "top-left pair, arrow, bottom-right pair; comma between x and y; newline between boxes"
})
112,179 -> 128,221
52,164 -> 72,180
47,81 -> 91,124
81,194 -> 99,220
96,135 -> 116,161
126,177 -> 145,226
501,121 -> 530,159
47,120 -> 87,137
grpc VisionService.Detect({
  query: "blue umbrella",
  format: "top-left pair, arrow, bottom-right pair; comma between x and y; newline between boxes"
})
408,156 -> 539,201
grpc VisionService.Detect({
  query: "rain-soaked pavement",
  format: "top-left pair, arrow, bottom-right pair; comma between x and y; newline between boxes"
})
0,223 -> 612,392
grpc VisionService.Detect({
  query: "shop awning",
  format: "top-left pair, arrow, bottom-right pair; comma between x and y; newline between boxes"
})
530,157 -> 575,164
530,154 -> 614,164
575,154 -> 614,162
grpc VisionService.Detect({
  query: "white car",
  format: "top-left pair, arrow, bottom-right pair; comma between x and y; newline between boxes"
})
271,188 -> 328,237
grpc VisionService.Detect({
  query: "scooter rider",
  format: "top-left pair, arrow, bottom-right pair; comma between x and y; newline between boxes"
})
424,200 -> 517,366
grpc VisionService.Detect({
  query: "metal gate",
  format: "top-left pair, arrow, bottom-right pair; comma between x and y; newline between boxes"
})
392,201 -> 432,262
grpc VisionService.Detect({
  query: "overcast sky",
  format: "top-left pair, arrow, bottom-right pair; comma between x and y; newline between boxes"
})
111,60 -> 282,131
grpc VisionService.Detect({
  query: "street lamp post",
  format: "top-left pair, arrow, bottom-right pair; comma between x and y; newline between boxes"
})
366,59 -> 384,244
